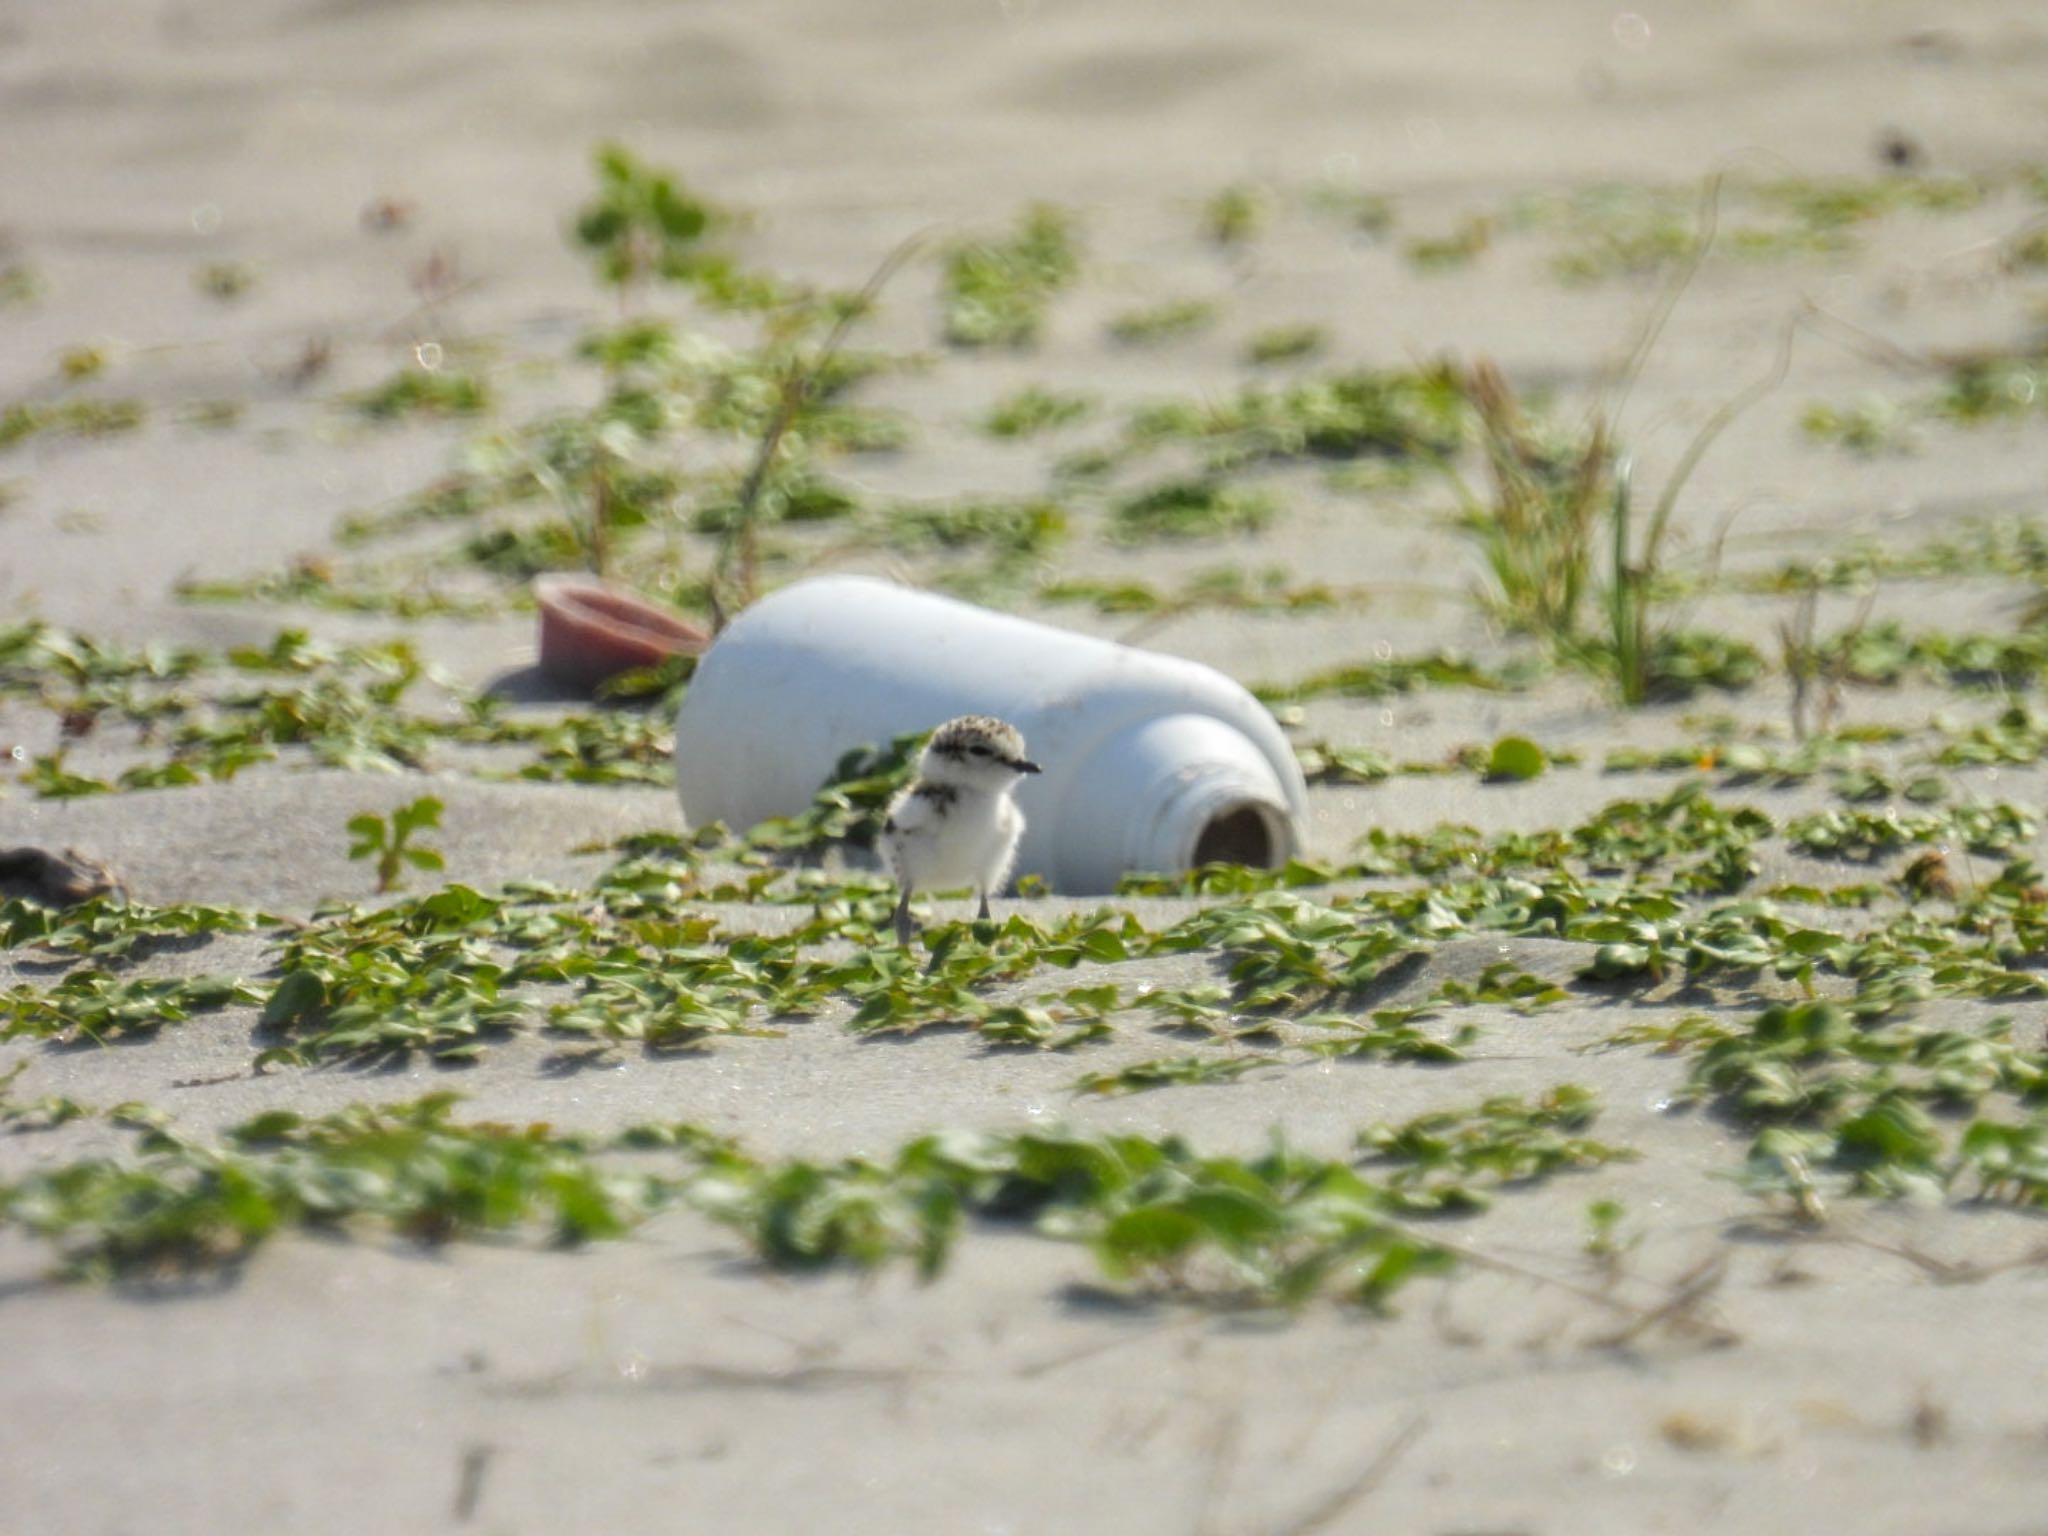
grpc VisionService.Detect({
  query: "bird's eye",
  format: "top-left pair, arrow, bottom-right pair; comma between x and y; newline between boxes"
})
969,744 -> 991,757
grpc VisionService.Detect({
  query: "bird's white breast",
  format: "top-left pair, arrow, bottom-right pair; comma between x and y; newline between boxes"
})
887,789 -> 1025,892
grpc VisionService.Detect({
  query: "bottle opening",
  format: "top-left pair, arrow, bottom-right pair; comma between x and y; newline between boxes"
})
1191,801 -> 1287,869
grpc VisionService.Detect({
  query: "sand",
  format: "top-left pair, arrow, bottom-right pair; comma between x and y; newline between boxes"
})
5,1 -> 2048,1531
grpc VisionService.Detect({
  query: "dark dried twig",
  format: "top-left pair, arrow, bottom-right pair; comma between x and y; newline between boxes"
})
1588,1252 -> 1737,1351
1271,1415 -> 1429,1536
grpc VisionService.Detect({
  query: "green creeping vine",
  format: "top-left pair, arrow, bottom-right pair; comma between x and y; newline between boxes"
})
0,623 -> 684,792
0,1088 -> 1621,1309
10,775 -> 2048,1070
1652,1000 -> 2048,1222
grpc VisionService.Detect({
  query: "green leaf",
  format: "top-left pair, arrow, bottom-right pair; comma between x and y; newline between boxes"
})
1179,1188 -> 1286,1250
392,797 -> 444,839
1355,1239 -> 1453,1311
1097,1206 -> 1205,1275
412,885 -> 497,929
1484,736 -> 1548,782
233,1110 -> 305,1143
262,970 -> 326,1027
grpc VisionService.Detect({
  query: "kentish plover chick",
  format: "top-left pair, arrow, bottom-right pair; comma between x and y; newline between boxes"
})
882,714 -> 1041,946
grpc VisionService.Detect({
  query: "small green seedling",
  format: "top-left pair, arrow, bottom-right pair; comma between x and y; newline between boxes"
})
572,143 -> 728,306
1245,324 -> 1326,366
1404,215 -> 1492,271
939,204 -> 1079,348
195,263 -> 256,301
1105,297 -> 1217,346
1202,183 -> 1265,246
982,385 -> 1094,438
0,264 -> 39,307
1584,1197 -> 1630,1255
350,367 -> 490,422
347,796 -> 446,893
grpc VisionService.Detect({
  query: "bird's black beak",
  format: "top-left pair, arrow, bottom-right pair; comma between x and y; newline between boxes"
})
1012,758 -> 1042,774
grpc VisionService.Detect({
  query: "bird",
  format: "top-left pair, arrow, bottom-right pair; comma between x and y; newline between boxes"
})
881,714 -> 1041,947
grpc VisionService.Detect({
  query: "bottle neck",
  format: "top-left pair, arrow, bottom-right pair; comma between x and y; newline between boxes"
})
1050,713 -> 1298,892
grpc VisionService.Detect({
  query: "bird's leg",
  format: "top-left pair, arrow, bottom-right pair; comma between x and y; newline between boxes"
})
893,888 -> 915,948
976,890 -> 992,921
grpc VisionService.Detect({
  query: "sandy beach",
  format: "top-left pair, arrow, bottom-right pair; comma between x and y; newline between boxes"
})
5,2 -> 2048,1531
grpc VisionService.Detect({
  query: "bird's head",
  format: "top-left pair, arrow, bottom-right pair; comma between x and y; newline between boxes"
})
919,714 -> 1041,789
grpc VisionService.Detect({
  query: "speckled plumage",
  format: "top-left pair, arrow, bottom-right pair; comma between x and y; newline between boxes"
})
882,715 -> 1041,946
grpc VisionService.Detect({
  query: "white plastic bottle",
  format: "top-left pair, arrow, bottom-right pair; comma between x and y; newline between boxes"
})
673,575 -> 1307,892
